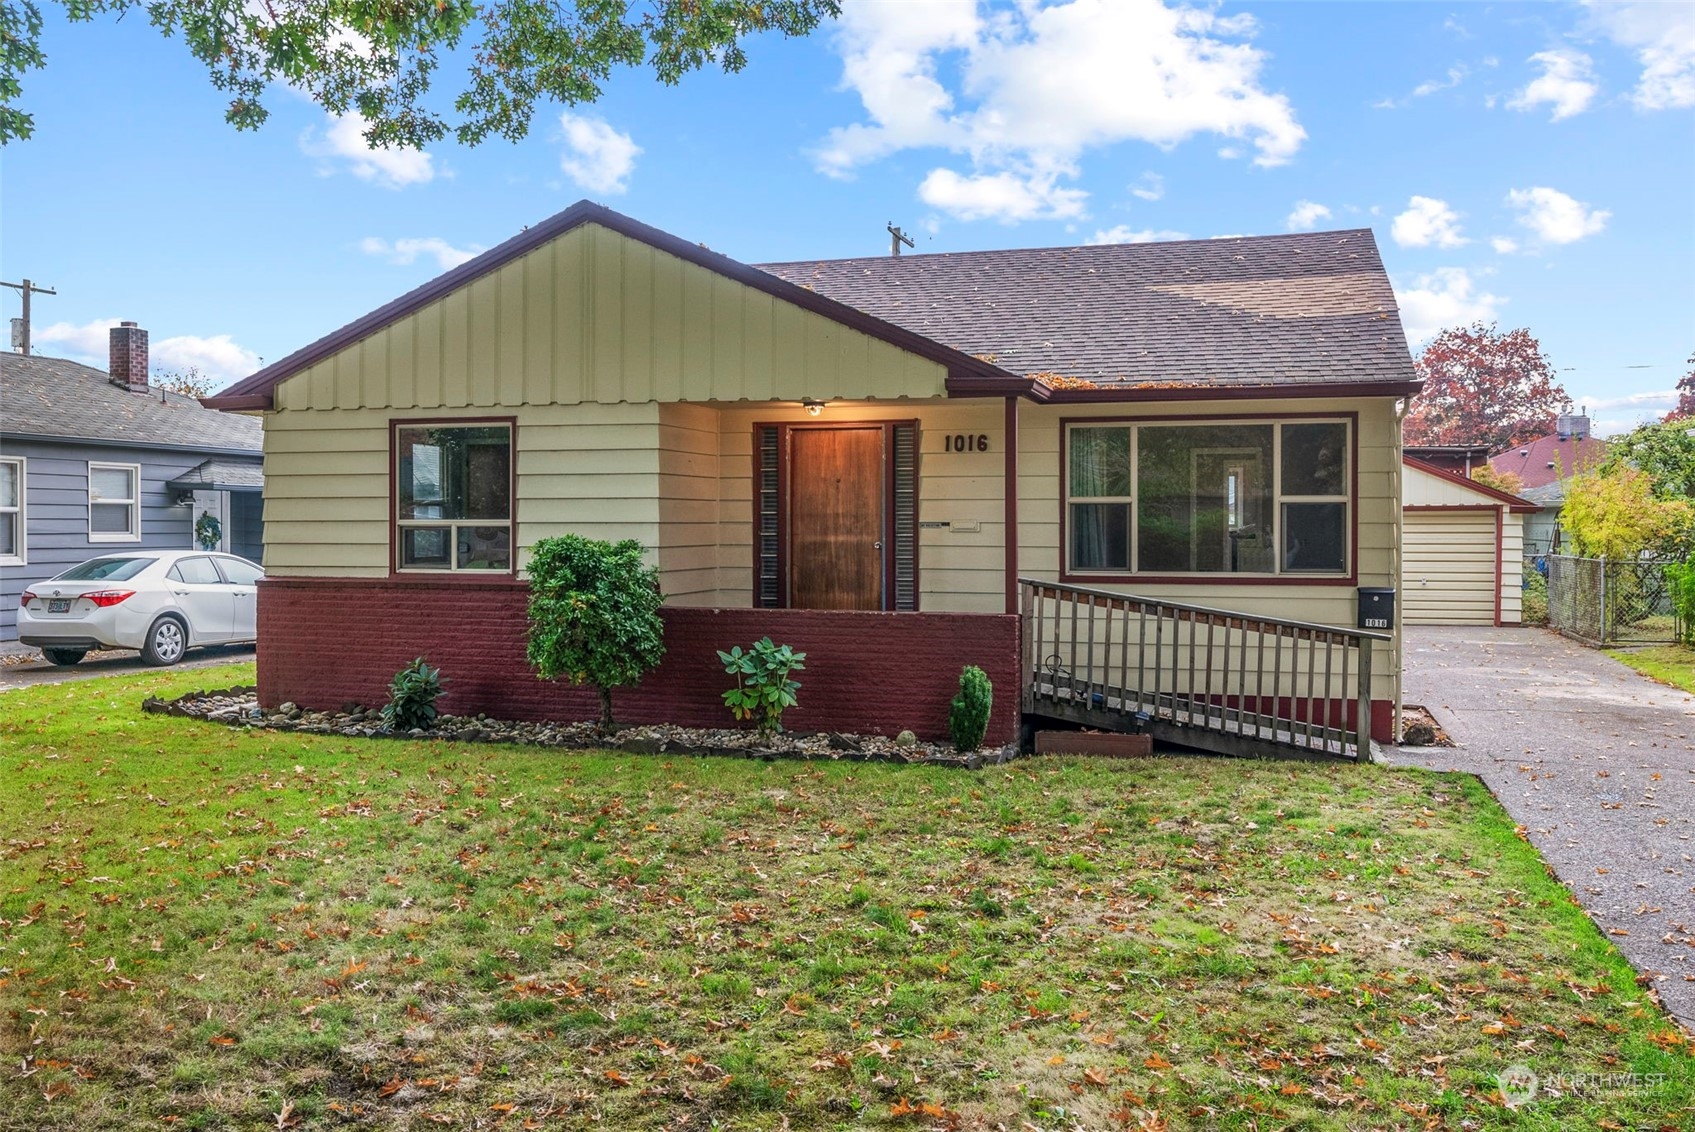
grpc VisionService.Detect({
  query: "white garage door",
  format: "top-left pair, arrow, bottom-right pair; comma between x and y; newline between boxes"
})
1403,510 -> 1497,625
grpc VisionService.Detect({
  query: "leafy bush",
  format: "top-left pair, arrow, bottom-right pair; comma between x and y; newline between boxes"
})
1521,568 -> 1549,626
949,665 -> 993,752
526,536 -> 665,732
382,658 -> 445,731
719,637 -> 805,739
1668,562 -> 1695,645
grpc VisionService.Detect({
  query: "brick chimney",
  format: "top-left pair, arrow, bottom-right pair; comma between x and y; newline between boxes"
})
109,321 -> 149,392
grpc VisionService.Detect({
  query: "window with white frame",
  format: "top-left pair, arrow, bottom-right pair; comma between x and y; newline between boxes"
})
0,457 -> 23,565
88,462 -> 141,542
1066,419 -> 1350,576
394,424 -> 512,571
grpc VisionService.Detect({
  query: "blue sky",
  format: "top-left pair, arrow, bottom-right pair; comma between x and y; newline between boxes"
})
4,0 -> 1691,435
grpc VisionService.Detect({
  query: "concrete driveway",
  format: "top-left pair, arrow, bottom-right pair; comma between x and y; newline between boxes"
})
1389,625 -> 1695,1030
0,643 -> 254,691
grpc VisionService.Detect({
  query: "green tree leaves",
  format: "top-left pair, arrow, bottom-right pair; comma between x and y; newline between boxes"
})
3,1 -> 840,146
526,535 -> 664,732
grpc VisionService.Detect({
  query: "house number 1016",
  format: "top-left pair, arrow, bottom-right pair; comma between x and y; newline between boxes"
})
944,433 -> 990,453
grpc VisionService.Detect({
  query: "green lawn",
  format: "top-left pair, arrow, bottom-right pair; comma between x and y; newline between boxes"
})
1607,644 -> 1695,695
2,665 -> 1690,1131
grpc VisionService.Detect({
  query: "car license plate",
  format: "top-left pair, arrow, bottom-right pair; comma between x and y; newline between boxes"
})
48,599 -> 71,613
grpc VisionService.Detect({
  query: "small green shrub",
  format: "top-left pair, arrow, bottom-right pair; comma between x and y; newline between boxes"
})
719,637 -> 805,739
526,535 -> 665,732
949,665 -> 993,752
382,658 -> 445,731
1522,568 -> 1549,626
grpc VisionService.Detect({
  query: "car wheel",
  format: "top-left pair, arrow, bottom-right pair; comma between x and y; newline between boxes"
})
42,648 -> 87,667
141,616 -> 188,666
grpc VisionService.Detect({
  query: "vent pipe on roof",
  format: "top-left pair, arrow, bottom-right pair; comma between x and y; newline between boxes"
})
109,321 -> 149,393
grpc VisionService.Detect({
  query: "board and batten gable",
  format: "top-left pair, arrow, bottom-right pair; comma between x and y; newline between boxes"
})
261,221 -> 952,579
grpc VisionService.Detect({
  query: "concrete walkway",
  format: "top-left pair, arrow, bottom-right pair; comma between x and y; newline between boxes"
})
1389,625 -> 1695,1029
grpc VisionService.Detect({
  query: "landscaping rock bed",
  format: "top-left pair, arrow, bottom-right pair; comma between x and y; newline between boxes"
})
142,686 -> 1022,769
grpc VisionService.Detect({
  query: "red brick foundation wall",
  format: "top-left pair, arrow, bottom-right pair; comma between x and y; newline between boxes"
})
257,578 -> 1022,744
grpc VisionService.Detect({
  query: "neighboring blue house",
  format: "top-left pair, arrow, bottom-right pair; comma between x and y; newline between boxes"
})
0,322 -> 264,641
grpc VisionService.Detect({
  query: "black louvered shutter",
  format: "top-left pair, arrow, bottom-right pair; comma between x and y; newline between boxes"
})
755,425 -> 781,607
892,424 -> 917,611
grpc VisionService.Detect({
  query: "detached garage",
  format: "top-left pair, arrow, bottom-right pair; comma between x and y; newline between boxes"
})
1401,458 -> 1538,626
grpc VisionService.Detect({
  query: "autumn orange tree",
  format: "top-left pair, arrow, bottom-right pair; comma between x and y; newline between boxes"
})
1402,322 -> 1569,452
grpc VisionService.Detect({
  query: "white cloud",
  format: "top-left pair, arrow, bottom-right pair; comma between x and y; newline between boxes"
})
1125,171 -> 1166,199
1085,225 -> 1190,245
35,318 -> 259,382
33,317 -> 120,359
300,113 -> 436,188
1130,172 -> 1165,201
1394,267 -> 1503,344
918,167 -> 1088,222
360,236 -> 483,271
1583,389 -> 1678,412
153,335 -> 261,381
1506,186 -> 1610,244
1391,196 -> 1468,248
817,0 -> 1305,223
557,112 -> 641,194
1286,199 -> 1332,231
1507,50 -> 1599,120
1412,66 -> 1467,98
1583,1 -> 1695,110
1490,236 -> 1520,254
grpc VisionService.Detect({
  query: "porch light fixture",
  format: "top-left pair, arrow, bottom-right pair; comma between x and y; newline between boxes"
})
801,398 -> 824,417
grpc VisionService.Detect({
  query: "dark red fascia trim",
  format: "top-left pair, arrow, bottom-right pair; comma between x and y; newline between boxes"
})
204,201 -> 1023,411
946,375 -> 1421,404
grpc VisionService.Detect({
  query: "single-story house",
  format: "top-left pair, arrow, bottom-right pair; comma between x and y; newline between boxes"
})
1488,413 -> 1607,555
1,325 -> 264,641
1401,457 -> 1538,625
206,202 -> 1419,754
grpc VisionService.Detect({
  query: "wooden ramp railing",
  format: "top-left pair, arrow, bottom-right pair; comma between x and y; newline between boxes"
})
1020,578 -> 1391,762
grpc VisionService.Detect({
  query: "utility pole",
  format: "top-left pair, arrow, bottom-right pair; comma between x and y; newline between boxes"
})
887,222 -> 914,257
2,278 -> 57,355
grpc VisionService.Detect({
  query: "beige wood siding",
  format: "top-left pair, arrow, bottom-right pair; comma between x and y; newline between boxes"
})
658,402 -> 724,605
270,222 -> 947,416
1403,511 -> 1498,625
1015,396 -> 1402,701
1499,512 -> 1524,624
1400,461 -> 1525,625
263,402 -> 663,576
711,399 -> 1008,613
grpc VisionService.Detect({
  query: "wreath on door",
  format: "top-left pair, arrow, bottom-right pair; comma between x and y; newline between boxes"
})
195,511 -> 223,551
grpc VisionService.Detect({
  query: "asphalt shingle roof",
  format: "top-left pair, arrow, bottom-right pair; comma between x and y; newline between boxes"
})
168,459 -> 264,490
1,353 -> 262,453
758,228 -> 1416,388
1489,431 -> 1608,492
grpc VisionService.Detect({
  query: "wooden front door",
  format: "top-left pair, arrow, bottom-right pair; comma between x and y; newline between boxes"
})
789,426 -> 884,610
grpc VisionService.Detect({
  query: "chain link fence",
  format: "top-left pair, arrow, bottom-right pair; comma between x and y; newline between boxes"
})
1539,554 -> 1686,646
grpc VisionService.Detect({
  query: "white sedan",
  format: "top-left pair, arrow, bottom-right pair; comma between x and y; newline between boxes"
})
18,550 -> 263,667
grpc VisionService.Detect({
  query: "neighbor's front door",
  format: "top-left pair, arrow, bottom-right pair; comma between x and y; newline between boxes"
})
789,426 -> 884,610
